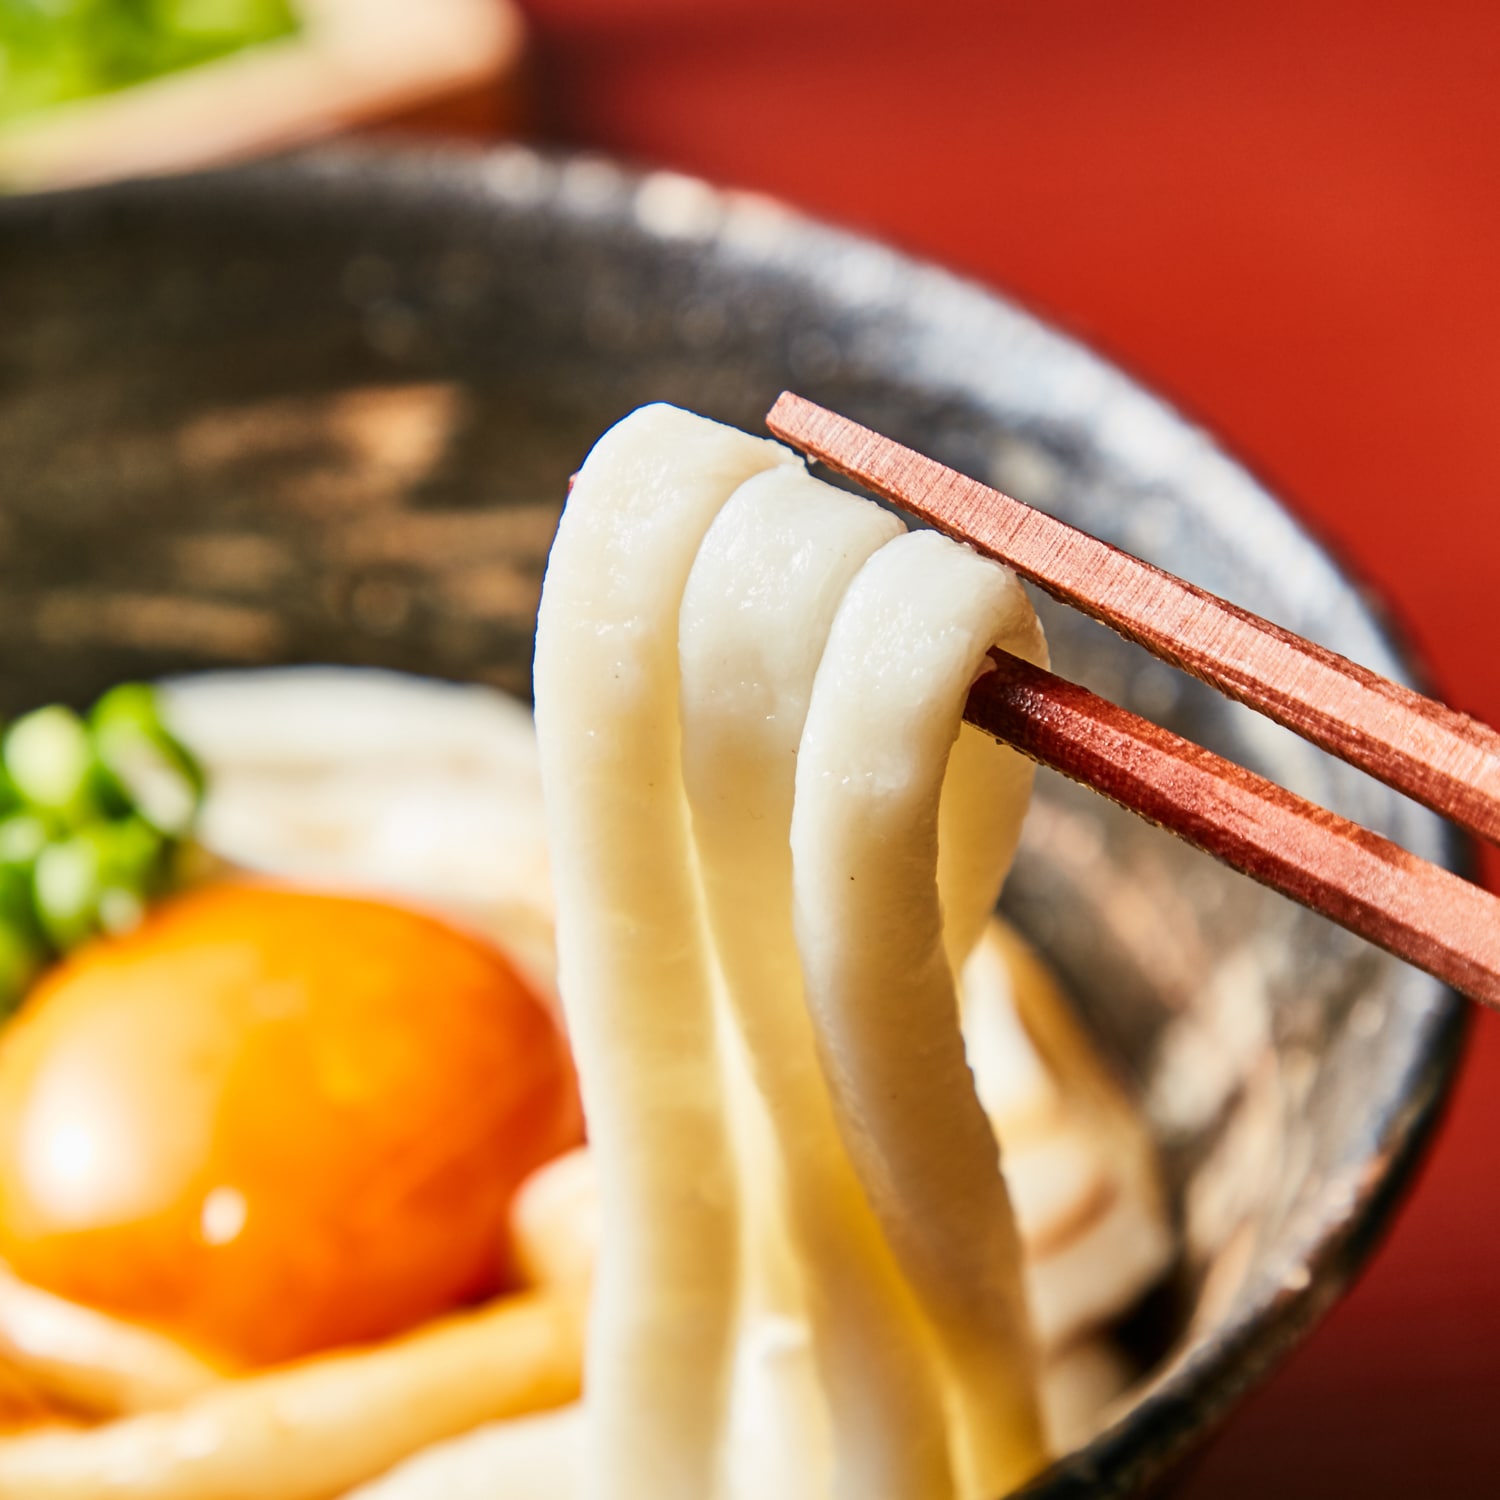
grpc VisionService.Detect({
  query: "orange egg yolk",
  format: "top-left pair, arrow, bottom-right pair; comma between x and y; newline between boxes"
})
0,883 -> 582,1368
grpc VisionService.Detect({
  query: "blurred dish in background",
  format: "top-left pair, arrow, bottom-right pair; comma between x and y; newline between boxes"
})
0,0 -> 526,192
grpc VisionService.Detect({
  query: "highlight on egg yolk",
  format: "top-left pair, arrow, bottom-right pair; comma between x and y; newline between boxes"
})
0,883 -> 583,1369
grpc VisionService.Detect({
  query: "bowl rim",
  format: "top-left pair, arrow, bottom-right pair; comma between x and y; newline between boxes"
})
0,142 -> 1472,1496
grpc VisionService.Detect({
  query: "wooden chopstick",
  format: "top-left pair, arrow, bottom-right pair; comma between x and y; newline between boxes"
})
767,392 -> 1500,846
765,392 -> 1500,1008
969,648 -> 1500,1007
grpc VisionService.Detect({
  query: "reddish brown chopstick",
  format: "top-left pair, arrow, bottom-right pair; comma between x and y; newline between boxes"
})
969,649 -> 1500,1008
765,391 -> 1500,1008
767,392 -> 1500,846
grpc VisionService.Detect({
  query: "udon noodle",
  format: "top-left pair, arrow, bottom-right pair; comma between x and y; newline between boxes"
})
526,404 -> 1141,1500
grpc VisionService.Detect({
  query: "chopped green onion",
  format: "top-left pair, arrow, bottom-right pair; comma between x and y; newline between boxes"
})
32,834 -> 102,952
90,682 -> 166,740
91,682 -> 204,836
0,683 -> 203,1003
0,925 -> 42,1019
0,814 -> 47,868
33,805 -> 168,949
0,864 -> 34,930
3,705 -> 96,821
98,886 -> 146,936
93,814 -> 167,893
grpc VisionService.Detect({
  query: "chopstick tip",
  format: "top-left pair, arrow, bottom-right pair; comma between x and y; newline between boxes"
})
766,389 -> 810,441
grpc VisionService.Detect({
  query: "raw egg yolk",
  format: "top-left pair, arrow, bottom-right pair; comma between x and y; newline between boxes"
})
0,883 -> 582,1368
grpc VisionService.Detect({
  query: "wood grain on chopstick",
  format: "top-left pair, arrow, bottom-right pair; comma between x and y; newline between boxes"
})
968,650 -> 1500,1009
767,392 -> 1500,847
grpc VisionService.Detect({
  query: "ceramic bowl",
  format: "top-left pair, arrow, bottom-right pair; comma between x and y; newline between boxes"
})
0,147 -> 1466,1496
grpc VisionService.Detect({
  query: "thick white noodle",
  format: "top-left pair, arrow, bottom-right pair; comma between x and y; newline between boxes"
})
792,529 -> 1048,1499
348,1407 -> 584,1500
936,722 -> 1045,979
343,1327 -> 1127,1500
532,405 -> 794,1500
677,468 -> 952,1500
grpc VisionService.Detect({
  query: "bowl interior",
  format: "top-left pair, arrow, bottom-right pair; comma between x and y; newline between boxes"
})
0,147 -> 1465,1496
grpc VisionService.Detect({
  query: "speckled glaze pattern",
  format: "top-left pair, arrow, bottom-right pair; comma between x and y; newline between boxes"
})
0,147 -> 1467,1497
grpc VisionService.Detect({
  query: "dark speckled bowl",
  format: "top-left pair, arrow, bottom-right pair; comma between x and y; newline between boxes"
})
0,147 -> 1466,1496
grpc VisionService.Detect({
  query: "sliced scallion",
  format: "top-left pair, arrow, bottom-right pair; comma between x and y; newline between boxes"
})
0,683 -> 204,1013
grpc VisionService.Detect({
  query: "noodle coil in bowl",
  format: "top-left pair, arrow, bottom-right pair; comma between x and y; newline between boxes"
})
0,146 -> 1466,1498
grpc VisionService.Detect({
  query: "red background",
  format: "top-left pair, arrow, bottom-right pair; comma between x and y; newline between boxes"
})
513,1 -> 1500,1494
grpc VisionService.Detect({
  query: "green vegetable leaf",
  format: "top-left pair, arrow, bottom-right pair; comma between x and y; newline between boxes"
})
0,0 -> 301,125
